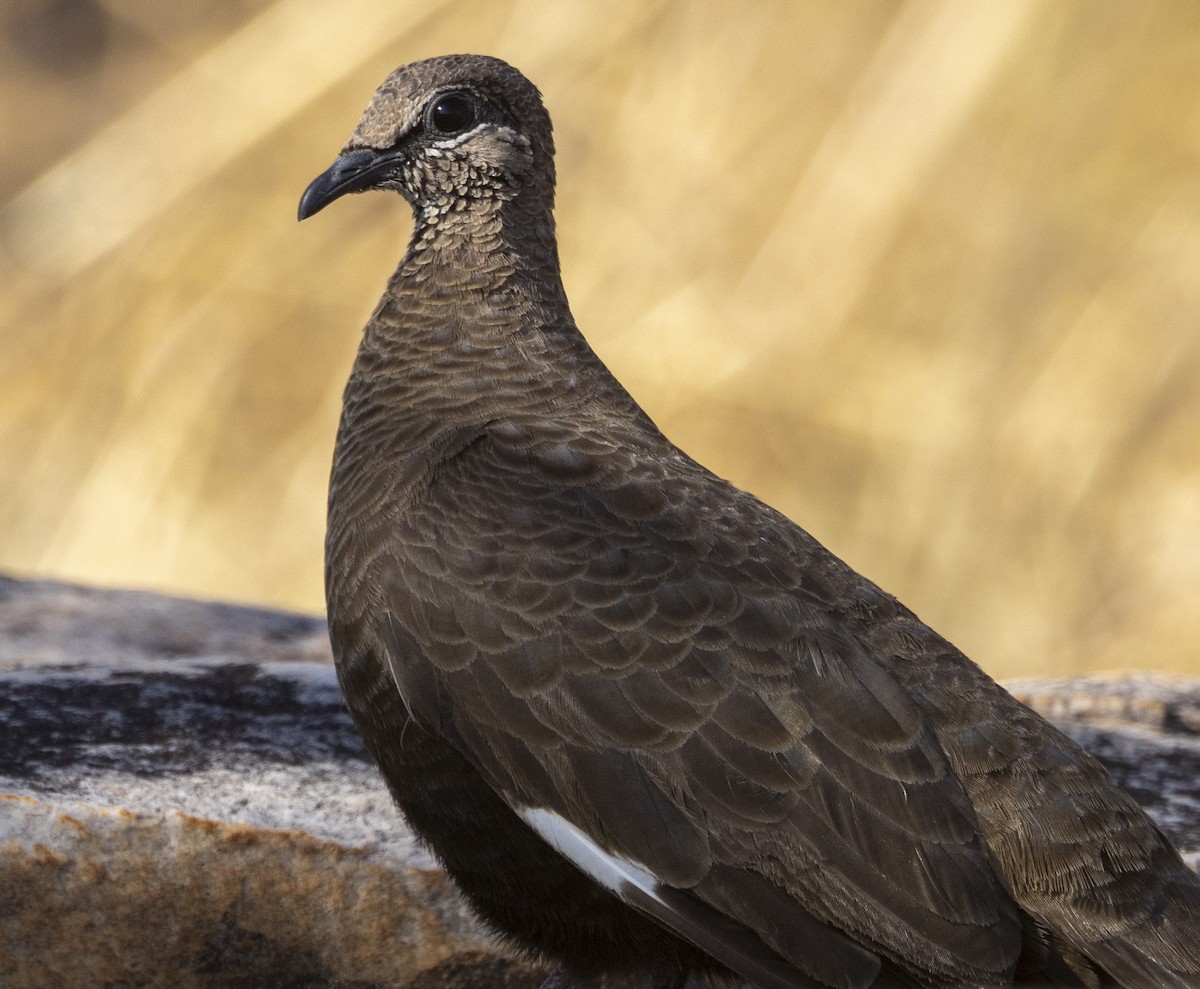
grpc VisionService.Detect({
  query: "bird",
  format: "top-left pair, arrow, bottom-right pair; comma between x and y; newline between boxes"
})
298,54 -> 1200,989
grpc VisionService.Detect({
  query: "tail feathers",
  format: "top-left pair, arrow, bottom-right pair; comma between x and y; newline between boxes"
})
1079,870 -> 1200,989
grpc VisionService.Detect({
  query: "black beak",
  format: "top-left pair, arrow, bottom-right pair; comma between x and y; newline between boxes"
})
297,147 -> 401,220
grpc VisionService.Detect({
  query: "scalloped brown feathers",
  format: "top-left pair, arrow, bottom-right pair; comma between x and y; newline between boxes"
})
304,55 -> 1200,989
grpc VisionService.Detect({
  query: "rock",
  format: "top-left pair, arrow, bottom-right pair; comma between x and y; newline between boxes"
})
0,574 -> 1197,986
0,795 -> 518,989
0,575 -> 545,989
0,574 -> 332,669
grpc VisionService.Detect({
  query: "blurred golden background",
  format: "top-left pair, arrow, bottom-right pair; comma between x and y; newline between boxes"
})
1,0 -> 1198,679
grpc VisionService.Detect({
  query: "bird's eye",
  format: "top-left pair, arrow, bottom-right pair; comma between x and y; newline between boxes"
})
428,92 -> 476,134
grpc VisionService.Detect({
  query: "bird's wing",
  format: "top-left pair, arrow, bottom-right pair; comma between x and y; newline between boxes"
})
913,655 -> 1200,987
376,422 -> 1022,989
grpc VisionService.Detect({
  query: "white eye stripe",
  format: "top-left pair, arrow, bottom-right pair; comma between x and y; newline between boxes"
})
429,122 -> 490,151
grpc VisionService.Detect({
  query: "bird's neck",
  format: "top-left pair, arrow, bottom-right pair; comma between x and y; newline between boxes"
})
329,196 -> 657,537
343,200 -> 605,439
409,207 -> 564,307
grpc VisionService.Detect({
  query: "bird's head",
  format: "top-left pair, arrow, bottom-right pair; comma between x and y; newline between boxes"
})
298,54 -> 555,229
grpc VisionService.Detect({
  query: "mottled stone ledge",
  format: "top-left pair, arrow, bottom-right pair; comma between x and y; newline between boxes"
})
0,576 -> 542,989
0,575 -> 1197,987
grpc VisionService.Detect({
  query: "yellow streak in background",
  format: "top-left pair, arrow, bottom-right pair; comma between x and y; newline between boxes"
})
7,0 -> 674,603
734,0 -> 1038,363
1,2 -> 1197,678
0,0 -> 439,277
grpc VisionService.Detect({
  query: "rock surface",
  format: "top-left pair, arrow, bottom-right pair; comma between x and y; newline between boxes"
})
0,574 -> 1197,987
0,576 -> 544,989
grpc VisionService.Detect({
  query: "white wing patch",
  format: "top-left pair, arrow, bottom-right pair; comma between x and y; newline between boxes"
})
517,806 -> 867,989
518,806 -> 669,907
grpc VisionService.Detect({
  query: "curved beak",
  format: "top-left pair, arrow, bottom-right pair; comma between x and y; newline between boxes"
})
297,147 -> 401,220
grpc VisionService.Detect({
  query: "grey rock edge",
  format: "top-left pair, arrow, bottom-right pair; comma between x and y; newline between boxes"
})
1,574 -> 1197,988
0,576 -> 542,989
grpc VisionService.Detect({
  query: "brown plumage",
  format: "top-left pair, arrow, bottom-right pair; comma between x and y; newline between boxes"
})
298,54 -> 1200,989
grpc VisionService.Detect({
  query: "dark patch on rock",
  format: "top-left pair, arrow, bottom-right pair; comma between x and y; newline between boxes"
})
0,660 -> 368,783
195,910 -> 384,989
406,952 -> 546,989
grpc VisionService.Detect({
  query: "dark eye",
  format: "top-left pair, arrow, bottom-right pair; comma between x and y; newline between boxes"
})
428,92 -> 476,134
